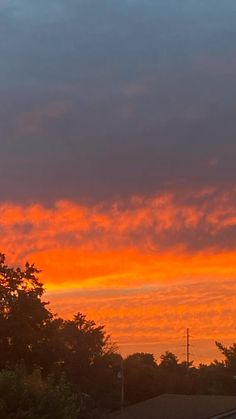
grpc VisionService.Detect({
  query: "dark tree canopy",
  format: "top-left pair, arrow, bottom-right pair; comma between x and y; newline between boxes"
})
0,253 -> 52,369
124,353 -> 160,404
216,341 -> 236,371
159,351 -> 179,370
0,367 -> 81,419
0,253 -> 117,414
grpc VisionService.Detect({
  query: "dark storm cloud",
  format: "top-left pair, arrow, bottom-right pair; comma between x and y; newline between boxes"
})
1,0 -> 236,203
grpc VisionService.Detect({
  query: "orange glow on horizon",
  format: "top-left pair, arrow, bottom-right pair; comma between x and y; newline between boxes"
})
31,248 -> 236,292
1,187 -> 236,363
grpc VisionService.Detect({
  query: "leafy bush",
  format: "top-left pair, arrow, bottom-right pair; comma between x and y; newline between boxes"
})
0,367 -> 81,419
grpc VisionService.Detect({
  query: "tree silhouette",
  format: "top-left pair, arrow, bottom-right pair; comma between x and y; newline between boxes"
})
124,353 -> 160,404
216,341 -> 236,371
159,351 -> 179,370
0,253 -> 52,369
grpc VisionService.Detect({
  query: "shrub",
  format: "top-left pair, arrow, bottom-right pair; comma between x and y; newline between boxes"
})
0,367 -> 81,419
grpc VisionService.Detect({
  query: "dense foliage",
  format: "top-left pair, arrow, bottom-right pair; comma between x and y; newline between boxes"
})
0,367 -> 80,419
123,349 -> 236,404
0,253 -> 114,417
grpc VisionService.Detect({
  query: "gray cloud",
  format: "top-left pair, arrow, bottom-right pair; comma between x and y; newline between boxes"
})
1,0 -> 236,203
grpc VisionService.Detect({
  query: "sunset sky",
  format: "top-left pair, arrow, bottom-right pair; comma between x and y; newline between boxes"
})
1,0 -> 236,364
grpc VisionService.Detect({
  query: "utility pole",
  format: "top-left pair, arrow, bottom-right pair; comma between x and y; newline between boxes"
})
186,328 -> 190,368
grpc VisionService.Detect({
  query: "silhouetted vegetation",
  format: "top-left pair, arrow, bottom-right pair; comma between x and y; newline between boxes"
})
0,367 -> 80,419
0,253 -> 115,418
1,253 -> 236,418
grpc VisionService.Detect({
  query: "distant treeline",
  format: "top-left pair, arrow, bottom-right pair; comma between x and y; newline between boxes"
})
0,253 -> 236,419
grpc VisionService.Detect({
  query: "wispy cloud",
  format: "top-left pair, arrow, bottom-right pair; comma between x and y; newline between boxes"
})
47,278 -> 236,364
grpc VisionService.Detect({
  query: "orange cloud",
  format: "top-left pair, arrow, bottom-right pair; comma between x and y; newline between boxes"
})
28,248 -> 236,291
1,187 -> 236,363
1,188 -> 236,288
47,279 -> 236,364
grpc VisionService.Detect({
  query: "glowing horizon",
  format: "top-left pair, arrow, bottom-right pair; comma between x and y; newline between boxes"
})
1,186 -> 236,364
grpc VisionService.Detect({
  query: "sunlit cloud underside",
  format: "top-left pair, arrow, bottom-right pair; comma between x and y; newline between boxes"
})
1,186 -> 236,363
